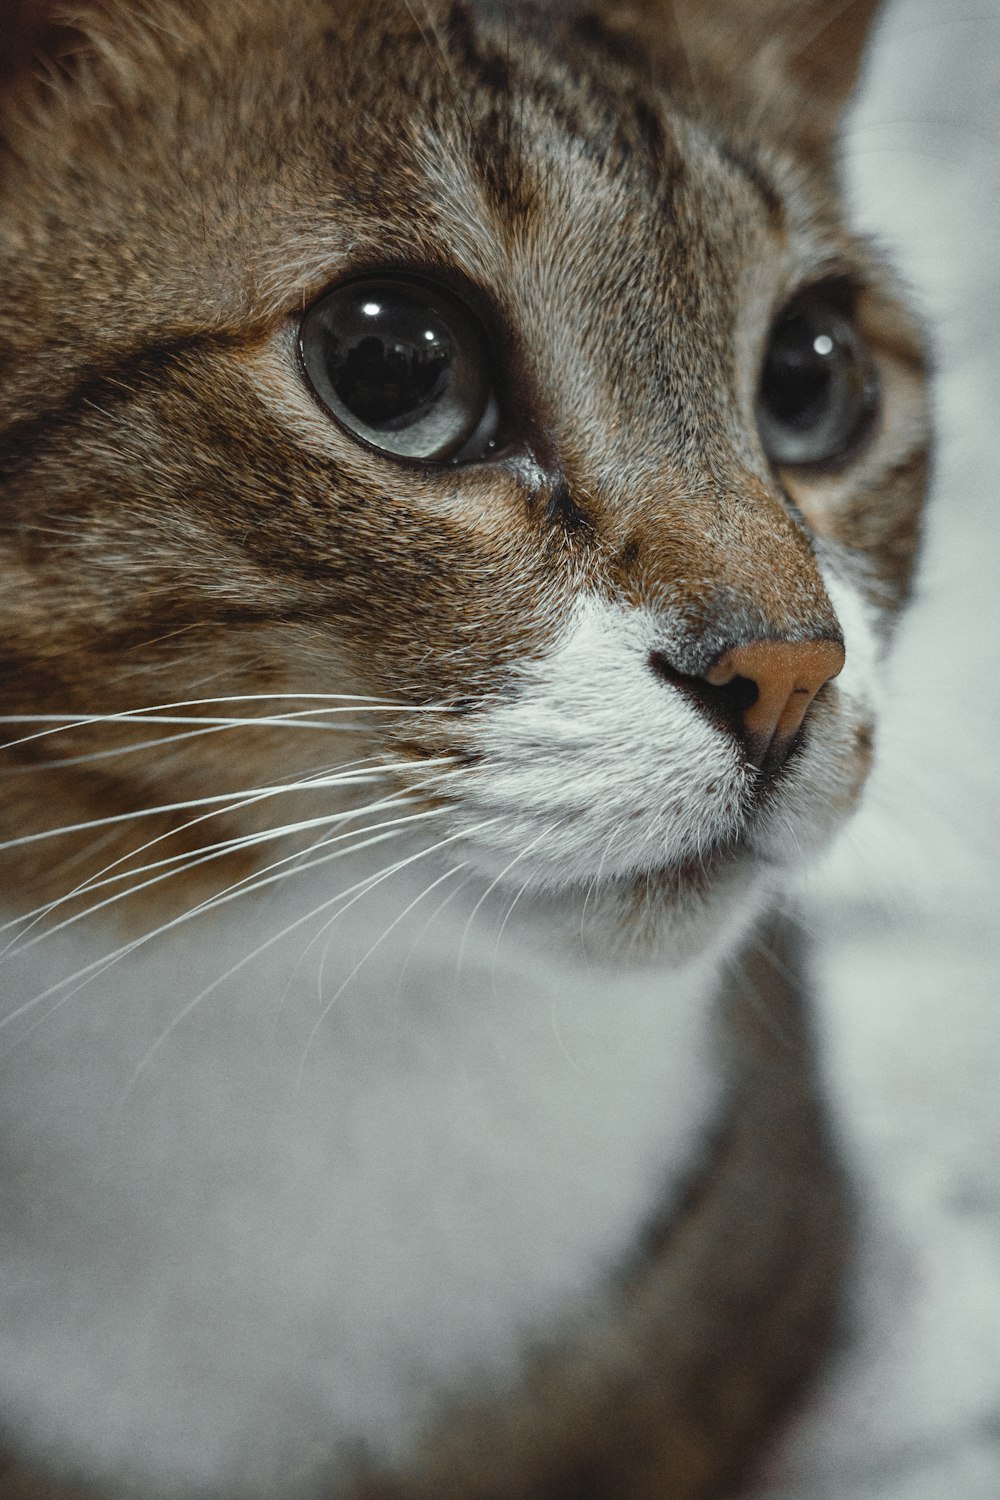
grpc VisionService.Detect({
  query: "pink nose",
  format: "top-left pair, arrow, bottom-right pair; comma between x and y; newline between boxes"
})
705,638 -> 845,766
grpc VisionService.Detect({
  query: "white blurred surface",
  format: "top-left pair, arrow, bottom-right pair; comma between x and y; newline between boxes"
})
763,2 -> 1000,1492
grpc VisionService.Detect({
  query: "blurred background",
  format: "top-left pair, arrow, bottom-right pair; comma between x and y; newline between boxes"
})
790,1 -> 1000,1491
836,0 -> 1000,914
818,0 -> 999,1238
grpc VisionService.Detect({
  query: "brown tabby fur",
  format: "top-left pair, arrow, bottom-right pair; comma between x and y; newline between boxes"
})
0,0 -> 928,1495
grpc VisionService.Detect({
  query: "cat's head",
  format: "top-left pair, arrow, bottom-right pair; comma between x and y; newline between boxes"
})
0,0 -> 928,959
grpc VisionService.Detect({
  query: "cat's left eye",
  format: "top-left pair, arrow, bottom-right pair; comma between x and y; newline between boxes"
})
299,277 -> 500,464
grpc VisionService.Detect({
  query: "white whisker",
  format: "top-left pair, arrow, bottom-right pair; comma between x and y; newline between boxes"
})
120,820 -> 496,1106
389,869 -> 477,1015
490,875 -> 534,1007
579,823 -> 624,950
0,756 -> 402,949
1,792 -> 448,966
303,859 -> 472,1077
0,755 -> 454,854
453,819 -> 566,989
1,719 -> 394,770
292,817 -> 502,1086
0,693 -> 463,752
0,807 -> 453,1049
0,754 -> 436,952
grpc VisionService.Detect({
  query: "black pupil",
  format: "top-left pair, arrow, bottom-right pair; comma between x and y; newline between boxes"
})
319,292 -> 453,432
762,314 -> 834,431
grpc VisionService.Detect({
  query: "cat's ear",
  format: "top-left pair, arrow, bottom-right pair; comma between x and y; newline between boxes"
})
698,0 -> 880,112
610,0 -> 882,133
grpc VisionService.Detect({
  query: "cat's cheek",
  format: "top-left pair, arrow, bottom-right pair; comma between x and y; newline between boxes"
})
755,719 -> 871,870
440,596 -> 753,889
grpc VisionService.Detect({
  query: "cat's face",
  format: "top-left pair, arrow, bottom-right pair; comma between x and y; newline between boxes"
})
0,0 -> 928,958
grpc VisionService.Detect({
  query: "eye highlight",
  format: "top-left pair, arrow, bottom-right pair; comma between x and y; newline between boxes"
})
299,277 -> 500,463
757,288 -> 879,469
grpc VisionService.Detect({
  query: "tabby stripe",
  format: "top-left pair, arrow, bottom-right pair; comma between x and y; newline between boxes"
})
0,331 -> 257,476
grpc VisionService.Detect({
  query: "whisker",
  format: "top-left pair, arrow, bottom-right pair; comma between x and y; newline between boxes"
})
388,869 -> 477,1016
156,786 -> 461,1032
885,11 -> 999,44
0,698 -> 460,754
0,809 -> 450,1051
724,930 -> 799,1052
303,859 -> 472,1079
490,874 -> 534,1006
120,819 -> 496,1106
2,786 -> 450,961
269,843 -> 473,1039
292,817 -> 502,1085
16,825 -> 417,1083
453,819 -> 566,988
580,823 -> 624,949
121,621 -> 213,653
401,0 -> 480,147
846,115 -> 999,155
744,0 -> 882,139
1,690 -> 450,719
666,0 -> 707,111
0,756 -> 398,947
1,720 -> 400,771
0,755 -> 454,853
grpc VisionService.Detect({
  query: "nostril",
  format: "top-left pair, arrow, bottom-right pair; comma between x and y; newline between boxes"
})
707,637 -> 844,768
648,635 -> 843,772
647,649 -> 759,743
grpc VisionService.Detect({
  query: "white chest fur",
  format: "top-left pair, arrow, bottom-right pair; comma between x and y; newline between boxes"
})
0,852 -> 724,1497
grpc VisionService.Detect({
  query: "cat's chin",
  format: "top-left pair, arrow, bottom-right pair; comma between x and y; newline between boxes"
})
518,845 -> 773,972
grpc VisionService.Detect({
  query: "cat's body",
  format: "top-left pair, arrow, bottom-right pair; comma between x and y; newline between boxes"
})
1,861 -> 726,1493
0,869 -> 842,1500
0,1 -> 935,1496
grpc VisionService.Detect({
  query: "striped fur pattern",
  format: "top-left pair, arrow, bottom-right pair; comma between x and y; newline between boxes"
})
0,1 -> 929,1496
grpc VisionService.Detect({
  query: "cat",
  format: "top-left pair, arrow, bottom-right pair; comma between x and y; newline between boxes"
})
0,0 -> 933,1496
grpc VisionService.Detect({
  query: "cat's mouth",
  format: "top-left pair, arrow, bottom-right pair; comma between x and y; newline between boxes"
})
399,724 -> 851,903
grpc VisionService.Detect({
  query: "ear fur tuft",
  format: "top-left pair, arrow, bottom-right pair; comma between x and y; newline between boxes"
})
752,0 -> 883,114
578,0 -> 882,138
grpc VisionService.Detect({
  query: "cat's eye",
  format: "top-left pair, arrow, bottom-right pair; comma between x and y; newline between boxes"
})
756,291 -> 878,468
298,277 -> 500,463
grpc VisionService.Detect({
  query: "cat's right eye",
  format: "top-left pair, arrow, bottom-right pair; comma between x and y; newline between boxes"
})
298,277 -> 500,464
756,288 -> 878,469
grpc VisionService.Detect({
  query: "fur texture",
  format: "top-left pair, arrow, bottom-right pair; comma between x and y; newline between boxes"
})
0,1 -> 930,1496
